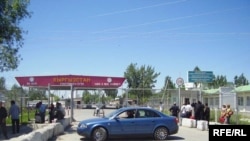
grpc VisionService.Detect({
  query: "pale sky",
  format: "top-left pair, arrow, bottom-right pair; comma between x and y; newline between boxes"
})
2,0 -> 250,89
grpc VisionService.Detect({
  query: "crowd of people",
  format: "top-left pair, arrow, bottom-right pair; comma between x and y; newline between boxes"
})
169,100 -> 234,127
0,100 -> 67,139
48,102 -> 66,123
170,101 -> 210,120
169,101 -> 211,127
35,101 -> 66,123
0,100 -> 21,139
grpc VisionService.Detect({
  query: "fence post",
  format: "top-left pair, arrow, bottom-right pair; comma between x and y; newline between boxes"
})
214,107 -> 218,123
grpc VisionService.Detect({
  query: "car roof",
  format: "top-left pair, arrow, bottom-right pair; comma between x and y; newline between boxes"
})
119,106 -> 156,111
119,107 -> 166,116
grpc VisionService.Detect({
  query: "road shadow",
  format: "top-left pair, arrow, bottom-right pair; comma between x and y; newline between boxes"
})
79,135 -> 184,141
0,124 -> 34,140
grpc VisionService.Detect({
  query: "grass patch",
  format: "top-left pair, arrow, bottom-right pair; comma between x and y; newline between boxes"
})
164,108 -> 250,125
204,109 -> 250,125
6,108 -> 39,125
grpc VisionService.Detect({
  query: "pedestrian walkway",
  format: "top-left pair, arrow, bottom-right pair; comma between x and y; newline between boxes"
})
0,124 -> 33,140
0,115 -> 51,140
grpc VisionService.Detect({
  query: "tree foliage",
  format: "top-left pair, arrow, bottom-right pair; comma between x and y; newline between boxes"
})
160,76 -> 176,103
193,66 -> 201,87
81,90 -> 103,104
124,63 -> 160,104
234,73 -> 249,87
0,0 -> 31,72
0,77 -> 6,90
8,84 -> 23,102
104,89 -> 118,99
193,66 -> 229,89
208,75 -> 228,89
163,76 -> 176,89
28,88 -> 47,100
49,93 -> 60,102
193,66 -> 200,72
82,90 -> 92,104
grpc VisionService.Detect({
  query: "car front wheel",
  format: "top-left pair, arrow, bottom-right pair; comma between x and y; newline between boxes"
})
91,127 -> 107,141
154,127 -> 168,140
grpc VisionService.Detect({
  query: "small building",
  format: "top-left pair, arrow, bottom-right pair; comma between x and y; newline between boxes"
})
202,85 -> 250,112
163,85 -> 250,113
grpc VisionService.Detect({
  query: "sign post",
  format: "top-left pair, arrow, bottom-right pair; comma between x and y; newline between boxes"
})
176,77 -> 184,120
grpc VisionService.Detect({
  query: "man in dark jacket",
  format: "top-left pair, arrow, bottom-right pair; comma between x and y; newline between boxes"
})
204,103 -> 210,128
194,101 -> 204,127
0,101 -> 8,139
169,102 -> 180,117
9,100 -> 20,134
195,101 -> 204,120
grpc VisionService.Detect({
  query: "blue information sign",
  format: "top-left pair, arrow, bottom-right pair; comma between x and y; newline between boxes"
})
188,71 -> 214,83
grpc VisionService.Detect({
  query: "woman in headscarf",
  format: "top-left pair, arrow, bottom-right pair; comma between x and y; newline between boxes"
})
219,104 -> 227,124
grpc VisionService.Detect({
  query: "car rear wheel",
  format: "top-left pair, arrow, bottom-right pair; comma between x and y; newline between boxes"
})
91,127 -> 107,141
154,127 -> 168,140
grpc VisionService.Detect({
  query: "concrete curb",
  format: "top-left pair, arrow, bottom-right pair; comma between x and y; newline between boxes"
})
181,118 -> 209,131
9,117 -> 70,141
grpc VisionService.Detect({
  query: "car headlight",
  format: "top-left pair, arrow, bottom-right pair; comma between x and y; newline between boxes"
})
79,124 -> 88,128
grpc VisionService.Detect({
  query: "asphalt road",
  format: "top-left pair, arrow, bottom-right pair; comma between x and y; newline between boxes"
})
48,109 -> 209,141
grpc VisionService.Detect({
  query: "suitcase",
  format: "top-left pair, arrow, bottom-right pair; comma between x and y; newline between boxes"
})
35,111 -> 41,123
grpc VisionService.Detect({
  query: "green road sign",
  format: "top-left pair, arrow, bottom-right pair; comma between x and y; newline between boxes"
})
188,71 -> 214,83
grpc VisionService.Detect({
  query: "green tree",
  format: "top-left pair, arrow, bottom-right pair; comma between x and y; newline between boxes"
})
208,75 -> 227,89
50,93 -> 60,102
234,73 -> 249,87
0,77 -> 6,90
160,76 -> 176,103
8,84 -> 23,102
0,77 -> 8,105
28,88 -> 47,100
0,0 -> 31,72
193,66 -> 201,88
124,63 -> 160,105
104,89 -> 118,99
163,76 -> 176,89
82,90 -> 92,104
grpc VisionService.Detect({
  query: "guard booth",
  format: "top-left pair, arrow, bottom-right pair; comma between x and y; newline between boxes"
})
15,75 -> 126,122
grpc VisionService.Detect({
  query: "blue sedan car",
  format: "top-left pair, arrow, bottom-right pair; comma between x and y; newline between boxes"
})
77,107 -> 179,141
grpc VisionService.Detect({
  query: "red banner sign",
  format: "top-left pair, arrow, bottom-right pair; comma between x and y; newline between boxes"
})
15,75 -> 126,88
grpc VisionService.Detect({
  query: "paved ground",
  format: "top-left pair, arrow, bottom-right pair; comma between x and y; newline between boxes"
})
0,108 -> 209,141
50,109 -> 209,141
0,123 -> 34,140
0,115 -> 50,140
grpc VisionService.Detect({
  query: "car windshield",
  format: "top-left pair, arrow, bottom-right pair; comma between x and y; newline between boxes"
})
104,108 -> 124,118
